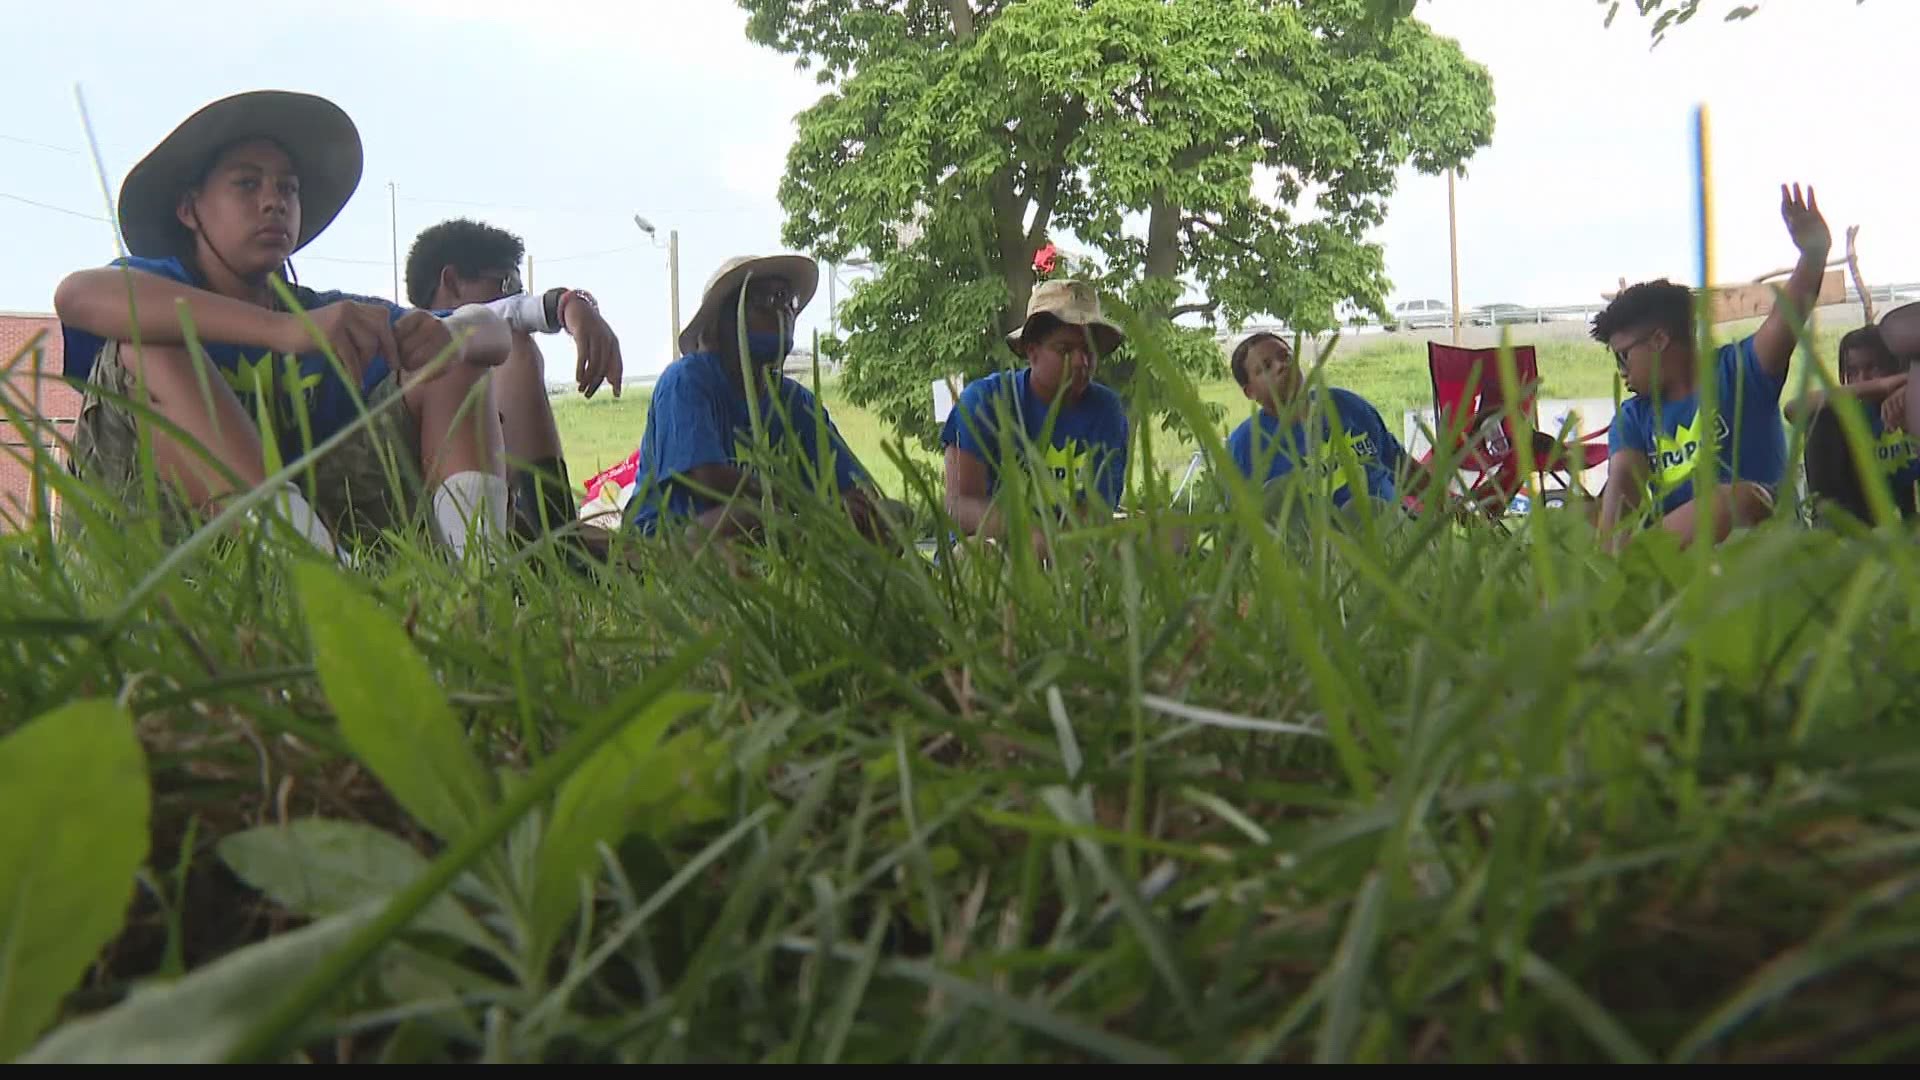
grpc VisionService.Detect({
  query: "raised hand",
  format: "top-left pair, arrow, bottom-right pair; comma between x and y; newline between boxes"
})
562,295 -> 625,399
1781,182 -> 1832,261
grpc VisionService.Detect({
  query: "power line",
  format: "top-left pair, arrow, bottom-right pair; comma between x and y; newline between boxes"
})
0,192 -> 109,222
540,244 -> 647,265
0,133 -> 81,155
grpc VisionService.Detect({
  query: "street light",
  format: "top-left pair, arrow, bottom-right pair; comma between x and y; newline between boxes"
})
635,215 -> 681,360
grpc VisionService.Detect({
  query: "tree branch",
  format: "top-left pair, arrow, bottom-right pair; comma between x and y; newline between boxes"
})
1024,107 -> 1087,247
1169,299 -> 1221,319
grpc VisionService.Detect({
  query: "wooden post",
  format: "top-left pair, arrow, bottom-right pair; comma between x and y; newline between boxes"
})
1448,169 -> 1462,344
388,182 -> 400,304
1846,225 -> 1873,324
668,229 -> 682,359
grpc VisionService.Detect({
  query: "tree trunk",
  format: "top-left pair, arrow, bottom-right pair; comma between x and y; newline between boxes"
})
993,176 -> 1036,336
1142,187 -> 1182,318
946,0 -> 1032,337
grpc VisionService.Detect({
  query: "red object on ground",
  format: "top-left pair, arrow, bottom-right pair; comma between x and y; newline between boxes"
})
583,447 -> 641,501
1411,341 -> 1610,518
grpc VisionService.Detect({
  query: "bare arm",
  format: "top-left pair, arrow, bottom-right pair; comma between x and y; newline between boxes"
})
436,303 -> 511,369
679,462 -> 766,508
1785,372 -> 1907,422
1597,449 -> 1651,554
1752,184 -> 1833,382
944,445 -> 1002,538
54,266 -> 302,353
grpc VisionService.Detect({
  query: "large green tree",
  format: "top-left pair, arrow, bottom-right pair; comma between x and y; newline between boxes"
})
745,0 -> 1495,447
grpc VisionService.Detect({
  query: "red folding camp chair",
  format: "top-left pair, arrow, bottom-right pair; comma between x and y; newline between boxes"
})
1410,342 -> 1610,519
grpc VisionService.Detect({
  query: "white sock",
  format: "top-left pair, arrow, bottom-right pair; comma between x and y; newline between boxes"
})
256,485 -> 343,563
432,471 -> 509,560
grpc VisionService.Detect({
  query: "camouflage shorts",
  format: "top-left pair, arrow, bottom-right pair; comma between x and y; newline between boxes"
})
68,339 -> 425,547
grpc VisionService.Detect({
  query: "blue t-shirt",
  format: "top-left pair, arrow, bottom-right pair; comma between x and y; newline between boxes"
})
1227,387 -> 1406,507
1608,334 -> 1787,516
1861,400 -> 1920,491
939,368 -> 1130,511
60,255 -> 407,459
623,351 -> 873,535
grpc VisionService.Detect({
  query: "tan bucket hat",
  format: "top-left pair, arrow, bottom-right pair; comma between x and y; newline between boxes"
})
118,90 -> 364,259
679,253 -> 820,357
1007,279 -> 1125,357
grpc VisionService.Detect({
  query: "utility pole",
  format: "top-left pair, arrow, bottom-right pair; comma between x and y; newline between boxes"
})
828,261 -> 838,333
635,216 -> 684,358
668,228 -> 682,358
1447,169 -> 1462,345
388,181 -> 400,303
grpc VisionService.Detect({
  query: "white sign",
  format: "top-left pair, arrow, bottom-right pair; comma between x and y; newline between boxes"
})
932,375 -> 962,423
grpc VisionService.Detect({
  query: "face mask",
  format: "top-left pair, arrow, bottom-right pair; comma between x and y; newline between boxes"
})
746,330 -> 792,365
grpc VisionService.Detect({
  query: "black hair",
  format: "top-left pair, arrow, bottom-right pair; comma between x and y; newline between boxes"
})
1839,324 -> 1898,378
1229,331 -> 1287,387
1590,278 -> 1694,348
404,218 -> 526,308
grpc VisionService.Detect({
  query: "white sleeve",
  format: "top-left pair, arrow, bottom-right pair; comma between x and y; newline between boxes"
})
483,292 -> 555,335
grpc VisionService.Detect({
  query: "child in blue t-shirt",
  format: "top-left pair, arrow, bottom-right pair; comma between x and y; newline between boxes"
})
1595,182 -> 1834,552
1789,323 -> 1917,524
54,90 -> 532,565
940,280 -> 1130,556
620,254 -> 906,547
1223,331 -> 1408,514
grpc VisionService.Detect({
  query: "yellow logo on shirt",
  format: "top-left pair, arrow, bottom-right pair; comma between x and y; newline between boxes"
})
1875,429 -> 1917,475
1651,410 -> 1731,494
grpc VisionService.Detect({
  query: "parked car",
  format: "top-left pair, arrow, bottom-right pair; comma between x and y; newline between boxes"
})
1389,299 -> 1453,331
1469,302 -> 1533,326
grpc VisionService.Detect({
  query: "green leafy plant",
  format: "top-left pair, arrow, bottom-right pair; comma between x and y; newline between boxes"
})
0,700 -> 151,1060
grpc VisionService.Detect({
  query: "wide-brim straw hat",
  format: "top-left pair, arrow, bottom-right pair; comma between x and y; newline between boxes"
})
118,89 -> 363,259
1006,279 -> 1125,357
679,254 -> 821,357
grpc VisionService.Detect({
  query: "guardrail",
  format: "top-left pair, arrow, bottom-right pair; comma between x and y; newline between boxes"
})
1215,281 -> 1920,342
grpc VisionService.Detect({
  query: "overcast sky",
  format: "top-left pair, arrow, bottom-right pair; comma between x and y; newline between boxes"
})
3,0 -> 1913,380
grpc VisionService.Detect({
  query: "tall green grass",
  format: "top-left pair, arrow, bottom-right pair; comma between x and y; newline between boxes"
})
3,302 -> 1915,1065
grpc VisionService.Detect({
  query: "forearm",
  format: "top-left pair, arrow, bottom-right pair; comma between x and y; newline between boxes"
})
681,463 -> 767,508
54,267 -> 291,351
946,493 -> 1004,539
1788,374 -> 1905,421
1781,248 -> 1829,323
440,303 -> 512,367
1755,249 -> 1831,375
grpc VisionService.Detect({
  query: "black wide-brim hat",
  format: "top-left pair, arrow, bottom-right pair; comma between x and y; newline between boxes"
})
117,90 -> 363,258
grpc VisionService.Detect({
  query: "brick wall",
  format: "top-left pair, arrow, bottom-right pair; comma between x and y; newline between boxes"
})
0,314 -> 80,533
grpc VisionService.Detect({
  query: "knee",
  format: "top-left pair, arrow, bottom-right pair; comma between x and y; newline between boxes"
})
1729,481 -> 1776,526
120,342 -> 201,391
684,504 -> 761,546
409,361 -> 498,415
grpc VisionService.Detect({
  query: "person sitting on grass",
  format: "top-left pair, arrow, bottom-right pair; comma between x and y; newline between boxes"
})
941,280 -> 1131,560
55,90 -> 521,565
407,217 -> 625,541
1224,330 -> 1416,521
1594,182 -> 1832,553
619,254 -> 907,548
1786,323 -> 1916,525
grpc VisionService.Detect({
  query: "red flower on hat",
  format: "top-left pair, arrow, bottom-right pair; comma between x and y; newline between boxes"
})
1033,243 -> 1059,274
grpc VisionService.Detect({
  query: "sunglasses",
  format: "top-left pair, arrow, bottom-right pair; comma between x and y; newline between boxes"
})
1612,330 -> 1658,369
